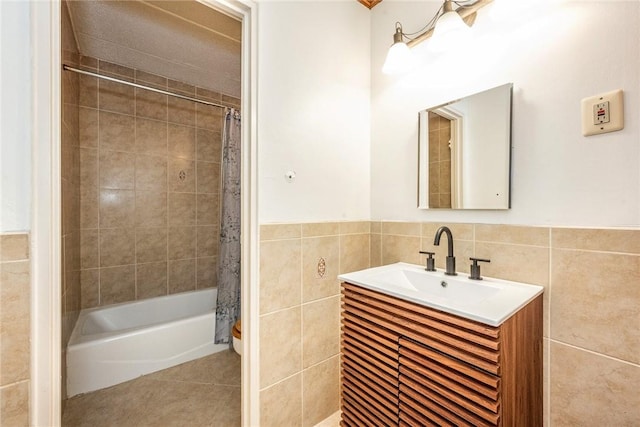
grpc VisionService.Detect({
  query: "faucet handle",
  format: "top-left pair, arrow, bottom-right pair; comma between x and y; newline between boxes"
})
419,251 -> 436,272
469,257 -> 490,280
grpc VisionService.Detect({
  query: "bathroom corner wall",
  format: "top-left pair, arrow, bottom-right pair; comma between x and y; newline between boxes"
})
258,221 -> 370,427
77,58 -> 240,308
61,0 -> 81,402
377,221 -> 640,425
0,233 -> 31,425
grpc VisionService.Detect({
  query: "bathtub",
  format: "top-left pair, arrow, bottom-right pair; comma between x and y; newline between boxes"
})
66,288 -> 228,397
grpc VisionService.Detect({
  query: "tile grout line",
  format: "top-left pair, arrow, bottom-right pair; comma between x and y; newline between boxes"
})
548,338 -> 640,368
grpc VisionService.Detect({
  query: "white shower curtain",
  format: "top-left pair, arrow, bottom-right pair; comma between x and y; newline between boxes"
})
214,108 -> 241,344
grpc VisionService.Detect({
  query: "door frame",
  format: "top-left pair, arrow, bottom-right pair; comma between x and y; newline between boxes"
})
30,1 -> 259,425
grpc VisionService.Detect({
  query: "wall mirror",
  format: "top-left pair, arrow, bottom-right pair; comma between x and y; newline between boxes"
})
418,83 -> 513,210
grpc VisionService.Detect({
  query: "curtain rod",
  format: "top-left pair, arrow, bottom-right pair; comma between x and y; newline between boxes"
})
63,64 -> 237,110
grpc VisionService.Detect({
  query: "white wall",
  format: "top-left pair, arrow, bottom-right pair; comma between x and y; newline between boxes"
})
371,1 -> 640,227
257,1 -> 371,223
0,1 -> 32,232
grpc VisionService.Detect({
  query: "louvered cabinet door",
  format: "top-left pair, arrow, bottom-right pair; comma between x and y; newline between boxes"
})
399,337 -> 500,427
341,284 -> 401,426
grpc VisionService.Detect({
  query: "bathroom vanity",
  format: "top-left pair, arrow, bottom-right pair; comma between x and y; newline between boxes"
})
339,263 -> 543,426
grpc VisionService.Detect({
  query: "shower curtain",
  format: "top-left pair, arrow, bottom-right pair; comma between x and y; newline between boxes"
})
215,109 -> 241,344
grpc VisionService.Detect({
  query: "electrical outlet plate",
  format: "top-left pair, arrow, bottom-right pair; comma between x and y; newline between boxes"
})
581,89 -> 624,136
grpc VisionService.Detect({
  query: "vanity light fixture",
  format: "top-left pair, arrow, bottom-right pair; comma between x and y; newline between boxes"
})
382,0 -> 493,74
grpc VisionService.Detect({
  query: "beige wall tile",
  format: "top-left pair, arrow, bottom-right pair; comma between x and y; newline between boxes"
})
80,269 -> 99,308
381,221 -> 421,236
99,111 -> 135,152
100,265 -> 135,305
476,224 -> 550,247
260,374 -> 302,427
196,87 -> 221,101
260,239 -> 301,314
136,262 -> 167,300
79,74 -> 98,108
136,227 -> 167,264
196,256 -> 217,289
79,107 -> 98,148
135,90 -> 167,122
301,222 -> 339,237
197,226 -> 218,258
302,356 -> 339,427
551,250 -> 639,363
475,242 -> 549,286
552,228 -> 640,254
543,338 -> 550,426
302,236 -> 339,303
339,221 -> 370,235
0,260 -> 30,385
550,341 -> 640,426
135,155 -> 167,192
99,150 -> 135,190
261,224 -> 301,241
196,128 -> 221,163
100,228 -> 135,267
196,161 -> 220,194
196,103 -> 222,131
370,221 -> 381,234
134,70 -> 166,88
168,79 -> 195,95
260,307 -> 302,389
422,222 -> 474,240
302,296 -> 340,368
168,97 -> 196,127
168,124 -> 196,160
168,226 -> 196,260
168,193 -> 196,226
81,188 -> 99,229
80,229 -> 99,269
339,234 -> 370,274
80,148 -> 98,194
168,158 -> 196,193
0,381 -> 29,426
99,189 -> 135,228
196,194 -> 219,226
135,191 -> 167,228
0,234 -> 29,262
370,233 -> 382,267
168,259 -> 196,294
381,234 -> 421,265
98,79 -> 134,115
98,60 -> 134,79
135,117 -> 167,156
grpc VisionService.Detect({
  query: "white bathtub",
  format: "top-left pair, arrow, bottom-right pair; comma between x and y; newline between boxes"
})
66,288 -> 228,397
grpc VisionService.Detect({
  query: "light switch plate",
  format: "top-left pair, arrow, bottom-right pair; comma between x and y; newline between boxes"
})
581,89 -> 624,136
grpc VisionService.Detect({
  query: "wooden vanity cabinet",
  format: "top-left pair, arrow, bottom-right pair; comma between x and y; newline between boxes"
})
340,282 -> 542,427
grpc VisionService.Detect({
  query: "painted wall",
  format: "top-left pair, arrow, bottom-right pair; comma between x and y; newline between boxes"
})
258,1 -> 371,223
371,1 -> 640,227
0,1 -> 31,232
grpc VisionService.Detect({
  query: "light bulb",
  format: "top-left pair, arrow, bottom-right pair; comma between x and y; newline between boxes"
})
429,9 -> 471,52
382,41 -> 413,75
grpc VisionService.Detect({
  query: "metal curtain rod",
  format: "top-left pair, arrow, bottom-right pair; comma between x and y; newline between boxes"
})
62,64 -> 236,110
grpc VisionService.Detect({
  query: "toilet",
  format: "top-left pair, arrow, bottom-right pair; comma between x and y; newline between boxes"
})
232,320 -> 242,356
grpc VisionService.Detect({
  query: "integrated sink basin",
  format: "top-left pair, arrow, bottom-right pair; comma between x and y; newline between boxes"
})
338,262 -> 543,326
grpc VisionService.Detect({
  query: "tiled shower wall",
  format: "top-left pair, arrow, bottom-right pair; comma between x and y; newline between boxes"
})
258,220 -> 638,426
0,233 -> 31,425
258,222 -> 370,427
77,57 -> 240,308
61,0 -> 81,402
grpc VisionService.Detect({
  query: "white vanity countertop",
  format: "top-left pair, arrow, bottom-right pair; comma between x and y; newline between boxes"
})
338,262 -> 544,326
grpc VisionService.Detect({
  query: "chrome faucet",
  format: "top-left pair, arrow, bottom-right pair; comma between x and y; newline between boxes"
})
433,226 -> 457,276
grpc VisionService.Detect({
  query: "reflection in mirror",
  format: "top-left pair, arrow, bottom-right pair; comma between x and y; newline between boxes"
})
418,83 -> 513,210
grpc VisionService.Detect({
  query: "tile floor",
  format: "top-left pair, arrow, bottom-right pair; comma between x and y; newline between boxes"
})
62,350 -> 241,427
